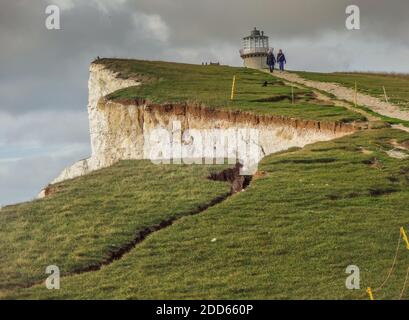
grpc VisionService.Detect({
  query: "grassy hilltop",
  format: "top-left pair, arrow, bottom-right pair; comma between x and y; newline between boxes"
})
1,60 -> 409,300
98,59 -> 364,122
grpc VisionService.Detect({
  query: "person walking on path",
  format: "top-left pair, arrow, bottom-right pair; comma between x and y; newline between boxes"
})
277,49 -> 287,71
266,49 -> 276,73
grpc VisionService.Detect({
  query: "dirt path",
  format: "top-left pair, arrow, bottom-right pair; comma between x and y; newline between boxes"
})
392,124 -> 409,133
268,71 -> 409,121
273,73 -> 378,122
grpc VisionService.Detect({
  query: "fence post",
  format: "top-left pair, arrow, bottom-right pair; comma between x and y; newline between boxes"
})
400,227 -> 409,250
366,287 -> 374,300
291,86 -> 295,105
354,81 -> 358,108
230,75 -> 236,101
383,86 -> 389,104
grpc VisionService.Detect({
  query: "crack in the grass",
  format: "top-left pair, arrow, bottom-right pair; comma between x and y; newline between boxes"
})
17,163 -> 252,290
78,192 -> 232,274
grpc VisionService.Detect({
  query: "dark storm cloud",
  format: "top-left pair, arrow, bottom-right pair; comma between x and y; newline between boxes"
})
0,0 -> 168,115
0,0 -> 409,205
122,0 -> 409,46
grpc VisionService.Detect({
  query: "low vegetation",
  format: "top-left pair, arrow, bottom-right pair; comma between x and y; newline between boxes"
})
0,161 -> 231,292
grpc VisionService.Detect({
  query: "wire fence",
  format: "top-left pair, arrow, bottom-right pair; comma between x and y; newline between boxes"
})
367,227 -> 409,300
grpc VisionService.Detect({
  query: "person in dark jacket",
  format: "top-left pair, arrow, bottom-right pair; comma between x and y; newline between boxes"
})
277,49 -> 287,71
266,49 -> 276,73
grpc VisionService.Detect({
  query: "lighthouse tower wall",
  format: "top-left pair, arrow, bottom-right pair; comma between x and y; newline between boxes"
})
243,55 -> 268,69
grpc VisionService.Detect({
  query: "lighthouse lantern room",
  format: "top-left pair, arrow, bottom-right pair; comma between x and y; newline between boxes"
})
239,27 -> 270,69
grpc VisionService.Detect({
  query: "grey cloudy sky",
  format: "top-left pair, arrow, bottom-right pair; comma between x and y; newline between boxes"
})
1,0 -> 409,205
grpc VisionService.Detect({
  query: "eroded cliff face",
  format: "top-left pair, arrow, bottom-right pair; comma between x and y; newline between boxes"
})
41,63 -> 356,196
91,100 -> 355,173
44,63 -> 141,186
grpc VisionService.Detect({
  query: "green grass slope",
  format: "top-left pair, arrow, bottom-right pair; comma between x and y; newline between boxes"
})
0,161 -> 231,292
97,59 -> 364,123
8,128 -> 409,300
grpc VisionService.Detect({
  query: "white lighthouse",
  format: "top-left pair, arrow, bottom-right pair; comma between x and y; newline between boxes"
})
239,27 -> 270,69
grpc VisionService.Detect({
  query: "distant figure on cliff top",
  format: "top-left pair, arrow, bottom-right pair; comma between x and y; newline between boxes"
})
266,49 -> 276,73
277,49 -> 287,71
